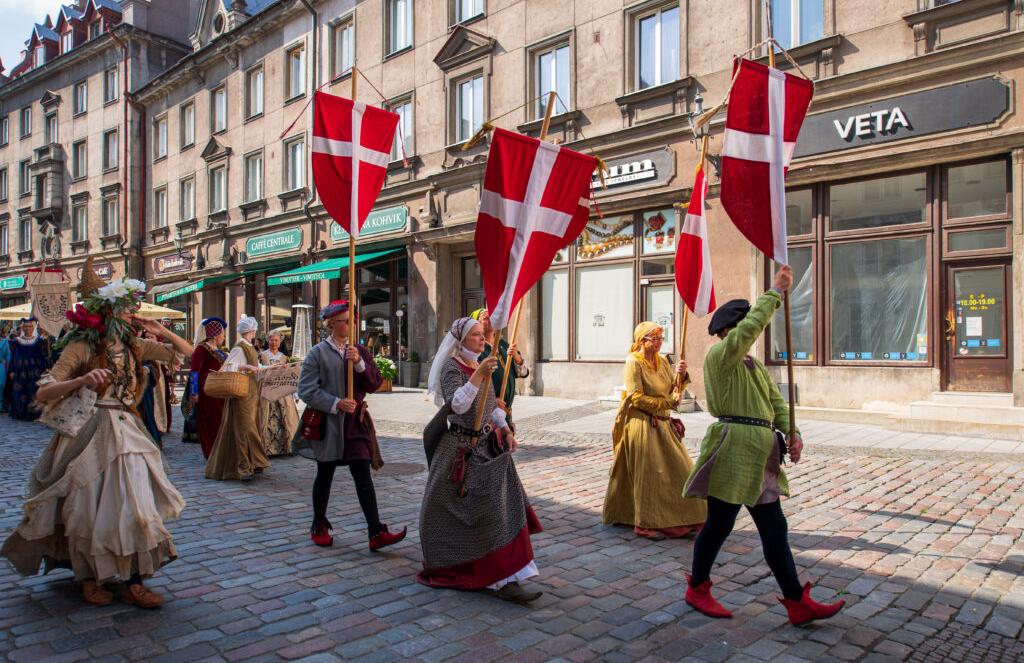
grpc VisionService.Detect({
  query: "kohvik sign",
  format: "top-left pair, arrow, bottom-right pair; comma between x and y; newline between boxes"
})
794,77 -> 1008,158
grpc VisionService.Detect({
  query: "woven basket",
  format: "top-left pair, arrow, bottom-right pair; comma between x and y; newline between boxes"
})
204,371 -> 250,399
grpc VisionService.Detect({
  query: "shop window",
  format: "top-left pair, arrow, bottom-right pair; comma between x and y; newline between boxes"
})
770,246 -> 814,362
946,226 -> 1009,255
641,208 -> 676,255
786,188 -> 814,236
541,270 -> 569,360
644,283 -> 675,355
771,0 -> 825,49
575,263 -> 634,360
946,159 -> 1008,221
641,256 -> 674,276
829,172 -> 927,232
829,236 -> 928,362
577,216 -> 635,261
360,261 -> 391,284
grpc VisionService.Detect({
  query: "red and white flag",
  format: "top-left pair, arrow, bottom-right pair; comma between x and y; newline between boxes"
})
674,163 -> 716,317
475,128 -> 597,329
720,59 -> 813,266
311,91 -> 399,238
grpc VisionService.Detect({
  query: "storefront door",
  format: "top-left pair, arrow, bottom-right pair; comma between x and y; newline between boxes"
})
461,257 -> 485,317
642,283 -> 676,356
944,263 -> 1011,392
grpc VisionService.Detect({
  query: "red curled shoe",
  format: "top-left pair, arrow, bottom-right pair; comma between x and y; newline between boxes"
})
369,524 -> 407,551
779,583 -> 845,626
311,522 -> 333,547
685,573 -> 733,618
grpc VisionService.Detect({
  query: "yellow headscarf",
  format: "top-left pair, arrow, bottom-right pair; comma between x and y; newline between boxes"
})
630,321 -> 662,353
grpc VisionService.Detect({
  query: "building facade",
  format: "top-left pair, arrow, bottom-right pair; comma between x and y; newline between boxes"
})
2,0 -> 1022,415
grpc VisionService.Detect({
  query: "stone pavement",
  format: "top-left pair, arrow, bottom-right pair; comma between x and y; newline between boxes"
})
0,393 -> 1023,662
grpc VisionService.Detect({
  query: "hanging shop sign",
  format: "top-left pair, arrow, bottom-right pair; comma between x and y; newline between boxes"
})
153,250 -> 194,275
92,261 -> 114,280
794,77 -> 1009,158
246,228 -> 303,258
0,276 -> 26,290
590,148 -> 675,196
331,205 -> 408,242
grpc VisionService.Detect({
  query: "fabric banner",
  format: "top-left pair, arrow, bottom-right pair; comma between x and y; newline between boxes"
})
31,281 -> 72,338
674,163 -> 717,317
260,362 -> 301,401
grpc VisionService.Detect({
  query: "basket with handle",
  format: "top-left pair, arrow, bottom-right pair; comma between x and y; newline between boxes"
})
204,370 -> 250,399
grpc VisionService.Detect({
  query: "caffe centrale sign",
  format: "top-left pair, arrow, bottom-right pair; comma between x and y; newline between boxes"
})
247,228 -> 303,258
0,276 -> 26,290
331,205 -> 408,242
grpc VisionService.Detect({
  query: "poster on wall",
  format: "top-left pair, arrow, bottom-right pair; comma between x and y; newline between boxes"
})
641,209 -> 677,254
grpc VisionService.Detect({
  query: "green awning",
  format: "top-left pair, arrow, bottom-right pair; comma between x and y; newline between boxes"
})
155,274 -> 237,303
267,249 -> 402,286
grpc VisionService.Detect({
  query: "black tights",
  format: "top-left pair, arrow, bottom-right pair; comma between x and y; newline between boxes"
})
690,496 -> 803,600
312,459 -> 382,538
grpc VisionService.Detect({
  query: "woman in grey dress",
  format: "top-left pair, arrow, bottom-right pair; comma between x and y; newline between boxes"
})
417,317 -> 542,604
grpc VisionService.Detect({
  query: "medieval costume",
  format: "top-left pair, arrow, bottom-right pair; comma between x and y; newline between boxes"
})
180,397 -> 199,444
682,291 -> 844,625
189,318 -> 227,459
603,322 -> 706,538
469,308 -> 529,416
0,334 -> 10,413
8,319 -> 51,421
258,346 -> 299,456
1,263 -> 191,608
138,363 -> 163,447
205,315 -> 271,482
296,300 -> 405,551
418,317 -> 542,604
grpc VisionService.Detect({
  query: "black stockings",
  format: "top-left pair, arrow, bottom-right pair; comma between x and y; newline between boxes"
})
312,459 -> 382,538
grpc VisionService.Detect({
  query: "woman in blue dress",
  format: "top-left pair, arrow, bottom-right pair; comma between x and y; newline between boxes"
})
8,317 -> 51,421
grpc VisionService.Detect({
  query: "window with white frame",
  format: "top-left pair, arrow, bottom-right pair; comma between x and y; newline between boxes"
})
0,221 -> 7,255
455,74 -> 483,143
387,0 -> 413,55
635,4 -> 679,90
180,176 -> 195,220
286,44 -> 306,99
535,42 -> 570,119
73,81 -> 88,115
0,168 -> 7,201
45,113 -> 57,144
211,87 -> 227,133
455,0 -> 484,23
89,20 -> 101,40
285,137 -> 305,190
102,194 -> 119,235
770,0 -> 824,49
19,217 -> 31,251
331,17 -> 355,78
180,101 -> 195,148
72,203 -> 87,242
61,31 -> 72,54
20,107 -> 31,137
72,140 -> 87,179
154,116 -> 168,160
19,160 -> 30,195
102,129 -> 118,170
209,166 -> 227,213
246,65 -> 264,118
153,187 -> 168,229
1,116 -> 7,145
389,99 -> 413,162
104,67 -> 118,103
35,45 -> 46,68
244,151 -> 263,202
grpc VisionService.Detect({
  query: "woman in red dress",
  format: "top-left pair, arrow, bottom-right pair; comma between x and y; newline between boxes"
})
188,317 -> 227,459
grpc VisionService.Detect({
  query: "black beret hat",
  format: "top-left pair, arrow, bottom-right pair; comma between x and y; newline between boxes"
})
708,299 -> 751,335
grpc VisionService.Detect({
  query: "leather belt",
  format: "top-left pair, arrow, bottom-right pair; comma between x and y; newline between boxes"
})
449,422 -> 492,438
717,415 -> 773,429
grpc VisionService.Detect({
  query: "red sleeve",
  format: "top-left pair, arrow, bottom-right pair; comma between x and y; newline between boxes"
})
355,345 -> 383,397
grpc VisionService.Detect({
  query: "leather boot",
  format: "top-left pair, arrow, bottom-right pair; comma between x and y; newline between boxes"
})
685,573 -> 733,618
82,580 -> 113,606
368,524 -> 407,551
122,583 -> 164,609
779,582 -> 845,626
494,581 -> 542,605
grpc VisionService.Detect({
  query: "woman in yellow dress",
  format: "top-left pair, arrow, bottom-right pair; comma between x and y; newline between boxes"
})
603,321 -> 707,538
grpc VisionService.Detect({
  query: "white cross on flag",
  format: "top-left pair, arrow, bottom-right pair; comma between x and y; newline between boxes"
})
720,58 -> 813,266
311,91 -> 399,238
475,128 -> 597,329
674,162 -> 716,317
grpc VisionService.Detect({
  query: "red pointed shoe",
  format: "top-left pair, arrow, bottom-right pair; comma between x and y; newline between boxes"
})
779,583 -> 845,626
685,573 -> 733,618
369,524 -> 407,551
311,522 -> 333,547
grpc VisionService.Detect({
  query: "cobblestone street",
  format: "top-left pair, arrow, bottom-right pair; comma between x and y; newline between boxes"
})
1,393 -> 1023,662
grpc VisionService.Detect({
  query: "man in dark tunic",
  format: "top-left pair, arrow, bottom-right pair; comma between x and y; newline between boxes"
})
296,300 -> 406,551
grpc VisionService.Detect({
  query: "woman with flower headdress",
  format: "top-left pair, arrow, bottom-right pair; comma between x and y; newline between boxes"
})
417,317 -> 543,604
205,314 -> 271,481
7,316 -> 51,420
189,316 -> 228,459
0,259 -> 194,608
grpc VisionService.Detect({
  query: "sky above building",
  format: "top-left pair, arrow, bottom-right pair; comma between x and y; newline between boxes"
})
0,0 -> 56,78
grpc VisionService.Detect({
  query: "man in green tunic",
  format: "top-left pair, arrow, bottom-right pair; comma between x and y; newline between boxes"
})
682,266 -> 845,626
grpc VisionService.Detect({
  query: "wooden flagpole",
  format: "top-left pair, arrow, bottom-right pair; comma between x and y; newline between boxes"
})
347,68 -> 358,400
475,91 -> 558,429
675,135 -> 709,392
765,1 -> 797,439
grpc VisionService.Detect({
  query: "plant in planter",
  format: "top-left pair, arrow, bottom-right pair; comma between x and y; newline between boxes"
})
399,350 -> 421,388
375,355 -> 397,392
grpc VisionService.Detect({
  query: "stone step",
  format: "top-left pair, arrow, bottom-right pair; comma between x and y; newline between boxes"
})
796,406 -> 895,424
928,391 -> 1014,408
798,403 -> 1024,441
908,401 -> 1024,426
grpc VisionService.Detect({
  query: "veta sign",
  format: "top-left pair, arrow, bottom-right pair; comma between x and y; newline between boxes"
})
247,228 -> 303,257
331,205 -> 408,242
832,107 -> 910,140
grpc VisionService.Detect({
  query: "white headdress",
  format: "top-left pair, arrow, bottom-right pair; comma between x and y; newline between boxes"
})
237,314 -> 258,334
427,317 -> 478,406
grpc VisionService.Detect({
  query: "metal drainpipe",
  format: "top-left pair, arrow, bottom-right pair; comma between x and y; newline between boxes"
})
298,0 -> 320,307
